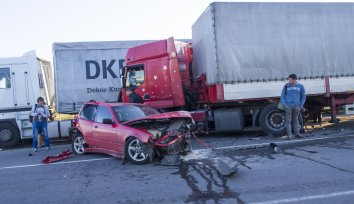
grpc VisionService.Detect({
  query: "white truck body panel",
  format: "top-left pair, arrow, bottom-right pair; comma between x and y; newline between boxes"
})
224,77 -> 354,100
223,79 -> 326,101
224,77 -> 354,101
329,77 -> 354,93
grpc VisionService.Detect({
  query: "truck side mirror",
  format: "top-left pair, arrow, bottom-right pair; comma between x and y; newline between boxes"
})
119,59 -> 126,77
119,67 -> 125,78
144,93 -> 151,100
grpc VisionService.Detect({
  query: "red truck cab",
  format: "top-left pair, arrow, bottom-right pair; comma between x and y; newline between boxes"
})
122,37 -> 193,110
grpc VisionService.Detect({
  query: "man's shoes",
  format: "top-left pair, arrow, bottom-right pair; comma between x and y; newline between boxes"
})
281,135 -> 294,140
33,148 -> 38,152
295,134 -> 304,138
46,147 -> 50,151
281,135 -> 289,140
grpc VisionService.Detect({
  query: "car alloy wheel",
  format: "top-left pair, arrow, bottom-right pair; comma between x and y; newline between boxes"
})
126,137 -> 150,164
72,135 -> 85,155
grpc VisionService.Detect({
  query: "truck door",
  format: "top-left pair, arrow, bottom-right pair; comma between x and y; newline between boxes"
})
145,59 -> 175,108
10,64 -> 31,107
0,67 -> 13,108
124,64 -> 149,102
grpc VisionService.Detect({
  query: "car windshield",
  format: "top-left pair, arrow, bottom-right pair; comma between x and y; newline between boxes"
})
113,105 -> 160,123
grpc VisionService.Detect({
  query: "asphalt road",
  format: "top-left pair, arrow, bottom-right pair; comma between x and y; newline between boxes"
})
1,117 -> 354,204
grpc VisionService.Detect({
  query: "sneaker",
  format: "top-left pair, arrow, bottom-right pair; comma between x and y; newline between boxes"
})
46,147 -> 50,151
33,148 -> 38,152
295,134 -> 304,138
281,135 -> 289,140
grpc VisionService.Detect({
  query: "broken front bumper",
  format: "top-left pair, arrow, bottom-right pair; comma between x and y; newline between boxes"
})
153,131 -> 190,155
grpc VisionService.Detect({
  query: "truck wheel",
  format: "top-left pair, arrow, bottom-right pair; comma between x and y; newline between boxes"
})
72,134 -> 85,155
125,137 -> 151,164
259,104 -> 287,137
0,123 -> 20,148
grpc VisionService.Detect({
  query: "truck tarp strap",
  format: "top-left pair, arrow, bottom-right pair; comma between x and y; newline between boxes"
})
58,121 -> 61,138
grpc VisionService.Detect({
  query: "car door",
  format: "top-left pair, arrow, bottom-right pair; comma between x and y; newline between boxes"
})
77,104 -> 97,145
92,105 -> 118,153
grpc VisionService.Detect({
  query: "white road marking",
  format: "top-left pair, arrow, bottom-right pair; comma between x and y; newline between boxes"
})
250,190 -> 354,204
212,134 -> 354,151
2,134 -> 353,170
185,134 -> 354,157
0,157 -> 113,170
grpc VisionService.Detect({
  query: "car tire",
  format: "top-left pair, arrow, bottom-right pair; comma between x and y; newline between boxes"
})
125,137 -> 151,164
259,104 -> 287,137
72,134 -> 85,155
0,123 -> 20,148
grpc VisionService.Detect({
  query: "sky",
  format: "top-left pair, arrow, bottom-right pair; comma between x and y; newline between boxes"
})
0,0 -> 234,61
0,0 -> 351,61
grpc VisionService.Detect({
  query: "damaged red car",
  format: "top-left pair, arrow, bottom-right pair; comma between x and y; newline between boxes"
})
71,101 -> 194,164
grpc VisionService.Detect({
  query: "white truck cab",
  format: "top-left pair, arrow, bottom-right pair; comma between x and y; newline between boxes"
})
0,51 -> 70,148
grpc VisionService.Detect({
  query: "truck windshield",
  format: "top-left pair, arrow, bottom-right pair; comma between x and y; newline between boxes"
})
125,66 -> 144,89
113,104 -> 159,123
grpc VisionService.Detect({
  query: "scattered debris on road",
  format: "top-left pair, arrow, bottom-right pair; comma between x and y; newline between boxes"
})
42,149 -> 72,164
214,157 -> 239,177
160,154 -> 181,166
269,143 -> 284,154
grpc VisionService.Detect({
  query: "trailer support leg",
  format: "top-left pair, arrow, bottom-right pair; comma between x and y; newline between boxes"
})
330,96 -> 339,123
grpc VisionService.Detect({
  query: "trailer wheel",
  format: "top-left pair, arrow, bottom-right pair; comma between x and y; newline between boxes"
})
259,104 -> 287,137
0,123 -> 21,148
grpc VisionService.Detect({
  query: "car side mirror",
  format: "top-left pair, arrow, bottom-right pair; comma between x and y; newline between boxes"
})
144,93 -> 150,100
102,118 -> 114,125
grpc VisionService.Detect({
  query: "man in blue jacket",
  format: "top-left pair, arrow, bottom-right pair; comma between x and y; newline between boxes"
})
280,74 -> 306,139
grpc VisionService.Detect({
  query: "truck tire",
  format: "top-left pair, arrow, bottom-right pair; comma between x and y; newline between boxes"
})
259,104 -> 287,137
0,123 -> 21,148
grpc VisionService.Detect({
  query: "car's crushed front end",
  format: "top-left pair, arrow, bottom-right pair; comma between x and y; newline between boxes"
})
123,111 -> 194,157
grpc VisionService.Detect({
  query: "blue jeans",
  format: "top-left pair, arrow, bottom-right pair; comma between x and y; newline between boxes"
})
32,121 -> 50,149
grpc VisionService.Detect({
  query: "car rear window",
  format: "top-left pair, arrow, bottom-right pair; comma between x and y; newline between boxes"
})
113,105 -> 159,123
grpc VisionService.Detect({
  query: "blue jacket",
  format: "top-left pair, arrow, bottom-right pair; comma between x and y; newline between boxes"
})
280,82 -> 306,107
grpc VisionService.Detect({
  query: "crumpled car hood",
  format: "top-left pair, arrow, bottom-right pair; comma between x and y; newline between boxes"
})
122,111 -> 193,156
122,111 -> 192,126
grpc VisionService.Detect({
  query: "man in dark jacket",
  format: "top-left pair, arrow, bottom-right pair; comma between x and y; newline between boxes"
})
126,89 -> 143,103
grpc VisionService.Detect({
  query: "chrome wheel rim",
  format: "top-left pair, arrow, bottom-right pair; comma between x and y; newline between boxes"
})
267,110 -> 286,130
73,137 -> 85,154
128,139 -> 147,162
